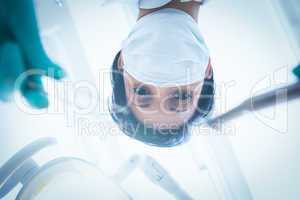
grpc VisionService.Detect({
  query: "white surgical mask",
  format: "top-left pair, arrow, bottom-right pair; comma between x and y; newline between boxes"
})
121,8 -> 210,87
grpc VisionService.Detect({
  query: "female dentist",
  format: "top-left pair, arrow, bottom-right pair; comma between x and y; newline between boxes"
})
109,0 -> 215,147
0,0 -> 215,147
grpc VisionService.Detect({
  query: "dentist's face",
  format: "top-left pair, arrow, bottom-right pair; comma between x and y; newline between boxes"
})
118,55 -> 204,130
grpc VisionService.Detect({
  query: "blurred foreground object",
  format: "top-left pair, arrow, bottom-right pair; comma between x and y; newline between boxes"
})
0,0 -> 65,108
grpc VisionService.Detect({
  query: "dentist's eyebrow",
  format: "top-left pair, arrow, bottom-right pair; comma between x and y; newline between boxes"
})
133,85 -> 152,95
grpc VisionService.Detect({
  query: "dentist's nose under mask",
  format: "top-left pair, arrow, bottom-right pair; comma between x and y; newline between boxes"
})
121,8 -> 210,87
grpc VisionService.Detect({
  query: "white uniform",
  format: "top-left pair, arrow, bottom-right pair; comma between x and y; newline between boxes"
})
100,0 -> 203,9
100,0 -> 203,26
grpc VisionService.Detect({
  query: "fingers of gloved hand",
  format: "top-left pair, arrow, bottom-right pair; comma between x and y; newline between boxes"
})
24,56 -> 66,81
0,42 -> 25,101
293,64 -> 300,79
20,75 -> 49,109
7,0 -> 66,80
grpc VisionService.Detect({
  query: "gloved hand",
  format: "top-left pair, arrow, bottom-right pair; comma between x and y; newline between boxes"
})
293,64 -> 300,80
0,0 -> 65,108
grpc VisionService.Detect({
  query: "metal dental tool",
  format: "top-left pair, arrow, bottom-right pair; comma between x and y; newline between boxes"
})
206,64 -> 300,128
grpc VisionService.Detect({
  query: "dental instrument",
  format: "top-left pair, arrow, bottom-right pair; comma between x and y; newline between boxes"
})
205,64 -> 300,128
